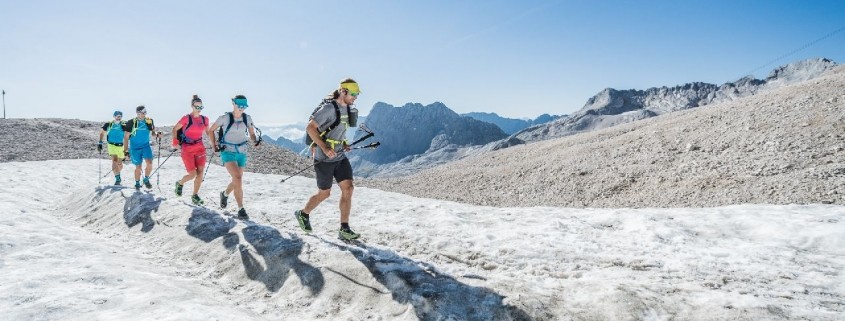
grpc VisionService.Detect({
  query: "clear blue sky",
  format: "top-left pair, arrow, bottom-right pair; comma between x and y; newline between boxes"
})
1,0 -> 843,125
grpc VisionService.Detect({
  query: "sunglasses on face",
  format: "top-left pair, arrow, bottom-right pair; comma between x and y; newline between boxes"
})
193,105 -> 204,110
349,92 -> 359,97
137,112 -> 146,115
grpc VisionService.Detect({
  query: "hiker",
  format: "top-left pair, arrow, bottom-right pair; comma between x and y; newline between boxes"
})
295,78 -> 362,240
172,95 -> 210,205
123,105 -> 161,189
207,95 -> 261,219
98,110 -> 126,185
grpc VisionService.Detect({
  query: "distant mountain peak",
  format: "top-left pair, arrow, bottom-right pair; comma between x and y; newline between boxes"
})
511,57 -> 838,145
349,101 -> 508,176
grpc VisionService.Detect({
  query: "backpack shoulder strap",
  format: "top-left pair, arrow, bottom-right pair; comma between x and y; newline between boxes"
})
130,118 -> 139,137
324,101 -> 341,134
225,112 -> 235,133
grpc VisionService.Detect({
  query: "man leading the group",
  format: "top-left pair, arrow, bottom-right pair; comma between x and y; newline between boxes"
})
295,78 -> 361,240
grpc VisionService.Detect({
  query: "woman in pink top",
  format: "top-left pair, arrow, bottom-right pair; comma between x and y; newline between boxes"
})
171,94 -> 210,205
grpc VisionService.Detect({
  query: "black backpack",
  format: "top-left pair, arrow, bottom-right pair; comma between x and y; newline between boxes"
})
304,100 -> 348,146
176,114 -> 208,145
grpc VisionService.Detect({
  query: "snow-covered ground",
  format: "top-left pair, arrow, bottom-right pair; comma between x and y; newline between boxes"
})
1,159 -> 843,320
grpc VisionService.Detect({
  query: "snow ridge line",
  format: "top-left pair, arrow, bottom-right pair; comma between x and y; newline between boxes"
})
56,185 -> 536,320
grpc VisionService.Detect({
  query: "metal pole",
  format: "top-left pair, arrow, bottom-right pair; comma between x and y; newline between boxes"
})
2,90 -> 5,119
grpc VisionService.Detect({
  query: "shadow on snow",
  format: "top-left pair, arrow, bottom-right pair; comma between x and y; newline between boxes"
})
92,186 -> 535,319
184,207 -> 325,295
319,238 -> 534,321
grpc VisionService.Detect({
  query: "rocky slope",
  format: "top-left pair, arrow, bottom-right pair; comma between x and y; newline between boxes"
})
262,134 -> 308,155
0,118 -> 312,177
511,58 -> 838,145
362,65 -> 845,208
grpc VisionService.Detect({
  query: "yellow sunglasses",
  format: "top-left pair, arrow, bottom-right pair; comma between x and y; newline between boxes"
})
341,82 -> 360,96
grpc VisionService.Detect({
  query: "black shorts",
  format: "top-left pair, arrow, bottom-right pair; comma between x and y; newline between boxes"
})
314,158 -> 353,190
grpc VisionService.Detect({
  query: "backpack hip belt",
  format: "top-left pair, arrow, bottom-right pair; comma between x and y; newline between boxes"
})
324,138 -> 347,150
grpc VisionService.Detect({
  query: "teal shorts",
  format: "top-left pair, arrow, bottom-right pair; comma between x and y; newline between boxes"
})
220,151 -> 247,168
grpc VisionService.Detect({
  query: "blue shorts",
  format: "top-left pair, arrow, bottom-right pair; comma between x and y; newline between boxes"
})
130,145 -> 154,165
221,151 -> 247,168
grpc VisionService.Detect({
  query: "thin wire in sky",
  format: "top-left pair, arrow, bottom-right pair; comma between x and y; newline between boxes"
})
744,24 -> 845,77
441,0 -> 563,51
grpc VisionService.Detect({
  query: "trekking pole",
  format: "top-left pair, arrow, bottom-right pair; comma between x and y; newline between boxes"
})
202,151 -> 214,182
352,141 -> 380,150
98,145 -> 102,185
149,149 -> 177,178
280,161 -> 318,183
279,142 -> 381,183
156,134 -> 162,193
350,123 -> 375,146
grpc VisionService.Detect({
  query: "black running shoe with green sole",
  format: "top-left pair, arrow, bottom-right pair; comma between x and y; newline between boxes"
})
191,194 -> 204,206
175,182 -> 184,196
339,227 -> 361,240
294,210 -> 312,233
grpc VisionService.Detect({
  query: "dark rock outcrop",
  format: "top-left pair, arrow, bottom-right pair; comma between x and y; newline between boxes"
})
349,102 -> 508,177
352,102 -> 507,165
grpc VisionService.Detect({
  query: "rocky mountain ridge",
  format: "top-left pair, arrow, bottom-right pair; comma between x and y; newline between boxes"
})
509,58 -> 837,145
362,64 -> 845,207
349,102 -> 508,177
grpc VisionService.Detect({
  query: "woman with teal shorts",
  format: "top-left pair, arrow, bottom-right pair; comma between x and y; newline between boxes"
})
207,95 -> 261,219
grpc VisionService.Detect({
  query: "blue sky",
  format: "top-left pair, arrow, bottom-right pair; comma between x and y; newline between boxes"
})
1,0 -> 843,125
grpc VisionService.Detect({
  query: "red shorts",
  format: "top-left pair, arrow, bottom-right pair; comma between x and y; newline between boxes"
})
180,144 -> 207,172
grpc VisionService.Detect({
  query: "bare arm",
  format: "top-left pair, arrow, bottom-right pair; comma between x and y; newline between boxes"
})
171,122 -> 183,148
307,120 -> 335,158
207,123 -> 220,150
248,124 -> 258,145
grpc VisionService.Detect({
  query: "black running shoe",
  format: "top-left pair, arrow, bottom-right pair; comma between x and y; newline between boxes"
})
339,226 -> 361,240
294,210 -> 312,233
237,208 -> 249,220
220,191 -> 228,209
175,182 -> 184,196
191,194 -> 204,206
143,177 -> 152,189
